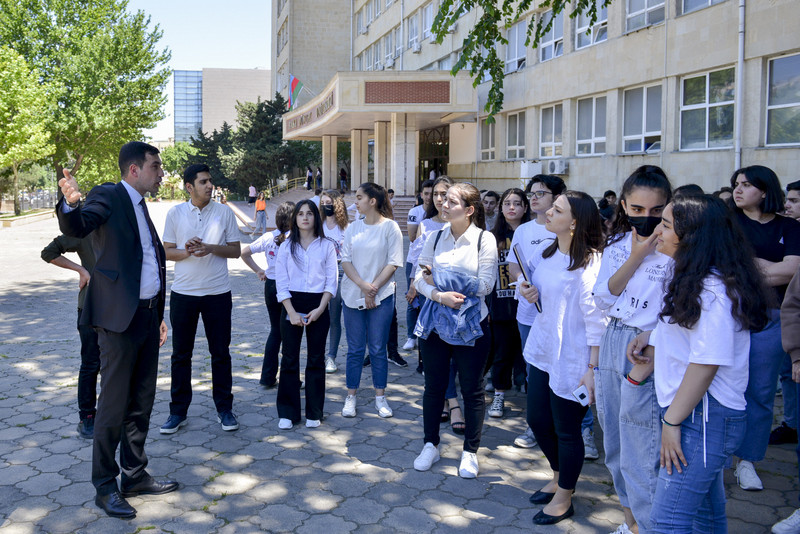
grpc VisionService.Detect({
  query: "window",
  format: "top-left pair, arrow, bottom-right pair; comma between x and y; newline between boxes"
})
277,0 -> 287,15
355,54 -> 363,71
364,46 -> 373,71
505,20 -> 527,73
682,0 -> 724,15
374,0 -> 381,17
507,112 -> 526,159
576,0 -> 608,49
386,0 -> 393,7
422,3 -> 434,39
540,11 -> 563,62
481,120 -> 495,160
374,43 -> 382,70
395,27 -> 403,57
384,33 -> 394,62
766,54 -> 800,145
623,85 -> 662,152
366,2 -> 373,23
438,55 -> 451,70
540,104 -> 563,157
357,11 -> 365,34
577,97 -> 607,155
680,67 -> 735,149
408,12 -> 419,47
277,20 -> 289,55
627,0 -> 665,32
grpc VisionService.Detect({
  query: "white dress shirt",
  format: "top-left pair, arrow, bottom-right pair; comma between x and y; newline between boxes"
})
275,236 -> 338,302
121,181 -> 161,299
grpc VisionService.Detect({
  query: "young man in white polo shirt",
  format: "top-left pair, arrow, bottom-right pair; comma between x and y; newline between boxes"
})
160,164 -> 242,434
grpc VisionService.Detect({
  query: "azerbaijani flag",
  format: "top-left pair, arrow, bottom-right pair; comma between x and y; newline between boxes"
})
288,75 -> 303,110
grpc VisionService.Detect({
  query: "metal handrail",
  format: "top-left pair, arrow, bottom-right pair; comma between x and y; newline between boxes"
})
265,176 -> 308,199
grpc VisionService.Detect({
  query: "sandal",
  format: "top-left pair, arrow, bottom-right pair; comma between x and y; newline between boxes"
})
449,405 -> 465,435
441,408 -> 450,423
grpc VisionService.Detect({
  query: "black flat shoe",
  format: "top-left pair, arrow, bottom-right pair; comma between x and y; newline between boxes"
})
121,478 -> 179,497
529,490 -> 555,504
533,504 -> 574,525
95,491 -> 136,519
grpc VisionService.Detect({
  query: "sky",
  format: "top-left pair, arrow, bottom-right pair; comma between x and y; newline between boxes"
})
128,0 -> 272,140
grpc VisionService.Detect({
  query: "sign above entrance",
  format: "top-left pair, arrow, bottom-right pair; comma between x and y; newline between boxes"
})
285,89 -> 336,134
365,81 -> 450,104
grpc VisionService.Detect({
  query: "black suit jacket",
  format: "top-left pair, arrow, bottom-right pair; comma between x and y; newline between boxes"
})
56,181 -> 166,332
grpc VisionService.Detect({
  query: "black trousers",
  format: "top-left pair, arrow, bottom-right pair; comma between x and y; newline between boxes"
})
92,304 -> 160,495
419,319 -> 490,453
490,319 -> 521,391
527,365 -> 588,491
168,291 -> 234,416
278,291 -> 330,423
261,278 -> 282,385
77,309 -> 100,419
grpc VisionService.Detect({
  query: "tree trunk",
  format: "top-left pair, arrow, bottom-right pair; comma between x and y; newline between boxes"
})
12,163 -> 20,216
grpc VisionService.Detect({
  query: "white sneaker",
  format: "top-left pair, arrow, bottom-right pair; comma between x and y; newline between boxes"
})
583,427 -> 599,460
306,419 -> 320,428
488,394 -> 504,418
325,357 -> 337,373
735,460 -> 763,491
375,396 -> 393,418
413,442 -> 440,471
610,523 -> 634,534
514,427 -> 537,448
402,338 -> 417,351
459,451 -> 479,478
342,395 -> 357,418
773,508 -> 800,534
278,418 -> 292,429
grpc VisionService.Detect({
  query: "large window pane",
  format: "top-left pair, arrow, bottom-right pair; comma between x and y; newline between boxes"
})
709,68 -> 735,103
596,97 -> 607,137
708,104 -> 734,147
624,88 -> 644,136
541,107 -> 553,143
681,109 -> 706,149
577,99 -> 593,140
683,76 -> 706,105
770,55 -> 800,106
767,107 -> 800,145
646,86 -> 662,132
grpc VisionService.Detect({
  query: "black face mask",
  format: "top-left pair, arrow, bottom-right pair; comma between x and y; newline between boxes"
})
628,215 -> 661,237
322,205 -> 335,217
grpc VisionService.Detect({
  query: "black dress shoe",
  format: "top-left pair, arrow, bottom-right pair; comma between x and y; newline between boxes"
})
533,504 -> 574,525
121,478 -> 179,497
95,491 -> 136,519
529,490 -> 555,504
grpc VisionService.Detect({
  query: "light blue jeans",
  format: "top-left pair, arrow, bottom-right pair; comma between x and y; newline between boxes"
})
254,210 -> 267,233
650,395 -> 746,533
327,268 -> 344,360
343,294 -> 394,390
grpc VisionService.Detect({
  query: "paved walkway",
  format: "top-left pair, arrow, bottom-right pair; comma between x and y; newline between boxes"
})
0,201 -> 795,533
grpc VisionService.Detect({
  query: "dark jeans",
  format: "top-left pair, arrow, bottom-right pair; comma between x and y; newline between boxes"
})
262,278 -> 282,385
77,309 -> 100,419
420,319 -> 490,453
168,291 -> 234,417
527,365 -> 589,491
93,305 -> 160,495
490,319 -> 520,391
389,296 -> 399,357
278,292 -> 329,423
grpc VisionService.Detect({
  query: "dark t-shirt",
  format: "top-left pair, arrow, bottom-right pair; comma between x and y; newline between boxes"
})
488,228 -> 518,321
736,211 -> 800,305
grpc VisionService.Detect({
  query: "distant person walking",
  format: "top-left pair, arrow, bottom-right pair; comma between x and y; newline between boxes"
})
252,192 -> 268,235
316,167 -> 322,189
306,167 -> 313,190
248,184 -> 257,205
340,168 -> 348,193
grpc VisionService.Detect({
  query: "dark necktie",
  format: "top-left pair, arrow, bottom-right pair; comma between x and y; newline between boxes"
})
139,198 -> 164,290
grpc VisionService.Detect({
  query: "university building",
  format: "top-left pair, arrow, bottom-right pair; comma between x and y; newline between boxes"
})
274,0 -> 799,196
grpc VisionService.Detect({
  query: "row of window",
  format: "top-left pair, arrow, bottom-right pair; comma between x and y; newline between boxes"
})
277,20 -> 289,56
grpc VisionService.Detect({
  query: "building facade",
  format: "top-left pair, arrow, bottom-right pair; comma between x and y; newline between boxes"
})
174,70 -> 203,143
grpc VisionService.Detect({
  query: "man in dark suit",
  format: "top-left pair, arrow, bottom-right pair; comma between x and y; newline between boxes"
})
57,141 -> 178,519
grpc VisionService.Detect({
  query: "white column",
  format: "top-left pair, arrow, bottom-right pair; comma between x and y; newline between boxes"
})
350,130 -> 370,187
322,135 -> 338,190
389,113 -> 418,196
373,121 -> 390,189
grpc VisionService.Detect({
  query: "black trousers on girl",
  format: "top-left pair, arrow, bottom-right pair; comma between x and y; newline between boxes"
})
527,365 -> 589,490
490,319 -> 522,391
261,278 -> 282,386
278,291 -> 330,423
420,319 -> 490,453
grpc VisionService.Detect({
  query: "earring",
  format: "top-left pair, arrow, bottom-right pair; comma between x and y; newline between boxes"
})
570,226 -> 575,237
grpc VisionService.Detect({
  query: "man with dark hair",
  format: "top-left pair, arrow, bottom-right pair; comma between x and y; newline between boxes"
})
311,187 -> 322,207
57,141 -> 176,519
483,190 -> 500,230
786,180 -> 800,221
159,163 -> 241,435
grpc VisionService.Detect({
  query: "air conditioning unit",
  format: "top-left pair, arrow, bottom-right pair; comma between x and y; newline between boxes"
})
547,159 -> 569,175
411,42 -> 421,53
385,57 -> 394,68
520,160 -> 543,179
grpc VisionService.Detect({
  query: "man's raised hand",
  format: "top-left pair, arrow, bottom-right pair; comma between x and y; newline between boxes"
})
58,169 -> 82,205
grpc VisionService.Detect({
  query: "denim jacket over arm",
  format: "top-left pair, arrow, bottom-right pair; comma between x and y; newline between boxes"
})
413,268 -> 482,346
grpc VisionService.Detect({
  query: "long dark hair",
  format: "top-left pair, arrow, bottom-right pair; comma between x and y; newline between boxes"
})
729,165 -> 785,215
660,195 -> 771,330
424,175 -> 454,220
447,183 -> 485,230
491,188 -> 530,247
543,191 -> 604,271
606,165 -> 672,247
274,201 -> 295,246
358,182 -> 393,219
287,200 -> 323,262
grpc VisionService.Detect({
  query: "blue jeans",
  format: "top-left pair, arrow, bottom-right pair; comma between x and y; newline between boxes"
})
650,395 -> 746,533
780,353 -> 798,429
254,210 -> 267,233
327,268 -> 344,360
735,309 -> 786,462
343,295 -> 394,390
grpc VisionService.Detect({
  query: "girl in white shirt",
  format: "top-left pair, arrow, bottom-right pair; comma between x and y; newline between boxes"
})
274,200 -> 338,429
340,183 -> 404,419
592,166 -> 672,534
519,191 -> 606,525
241,201 -> 295,388
320,190 -> 349,374
626,195 -> 769,532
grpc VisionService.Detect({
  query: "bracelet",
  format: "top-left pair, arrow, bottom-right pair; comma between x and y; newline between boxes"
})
625,373 -> 642,386
661,415 -> 679,427
587,363 -> 599,371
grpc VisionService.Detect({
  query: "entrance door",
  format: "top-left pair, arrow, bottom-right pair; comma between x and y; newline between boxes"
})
419,125 -> 449,189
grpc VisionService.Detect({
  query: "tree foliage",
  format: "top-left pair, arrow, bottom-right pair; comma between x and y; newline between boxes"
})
432,0 -> 610,120
160,142 -> 198,177
187,123 -> 235,191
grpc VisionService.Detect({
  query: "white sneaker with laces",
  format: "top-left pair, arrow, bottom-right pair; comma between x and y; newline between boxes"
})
325,357 -> 337,373
375,396 -> 393,418
278,418 -> 292,429
583,427 -> 599,460
306,419 -> 320,428
414,442 -> 440,471
609,523 -> 633,534
735,460 -> 764,491
342,395 -> 357,418
488,394 -> 504,418
514,427 -> 537,448
402,338 -> 417,351
773,508 -> 800,534
459,451 -> 479,478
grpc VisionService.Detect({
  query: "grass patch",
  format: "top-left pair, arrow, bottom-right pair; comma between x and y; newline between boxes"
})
207,470 -> 224,483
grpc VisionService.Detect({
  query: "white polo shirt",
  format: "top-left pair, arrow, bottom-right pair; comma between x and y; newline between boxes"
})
163,200 -> 240,296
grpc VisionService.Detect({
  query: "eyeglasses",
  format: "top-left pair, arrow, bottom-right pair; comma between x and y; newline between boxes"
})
529,190 -> 553,199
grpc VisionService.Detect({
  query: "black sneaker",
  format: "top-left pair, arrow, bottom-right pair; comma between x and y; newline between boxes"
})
77,415 -> 94,439
769,421 -> 798,444
217,410 -> 239,432
363,355 -> 371,367
389,353 -> 408,367
160,415 -> 187,435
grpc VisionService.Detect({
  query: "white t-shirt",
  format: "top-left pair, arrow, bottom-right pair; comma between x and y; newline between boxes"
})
323,222 -> 346,261
248,229 -> 284,280
509,219 -> 555,325
523,242 -> 607,401
592,232 -> 672,330
407,205 -> 426,229
651,275 -> 751,410
406,218 -> 446,271
340,218 -> 404,308
163,200 -> 240,296
310,195 -> 320,206
485,213 -> 498,231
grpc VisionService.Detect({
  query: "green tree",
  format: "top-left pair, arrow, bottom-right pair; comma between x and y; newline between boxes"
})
433,0 -> 609,120
188,123 -> 235,191
0,46 -> 54,215
0,0 -> 171,188
160,142 -> 198,177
